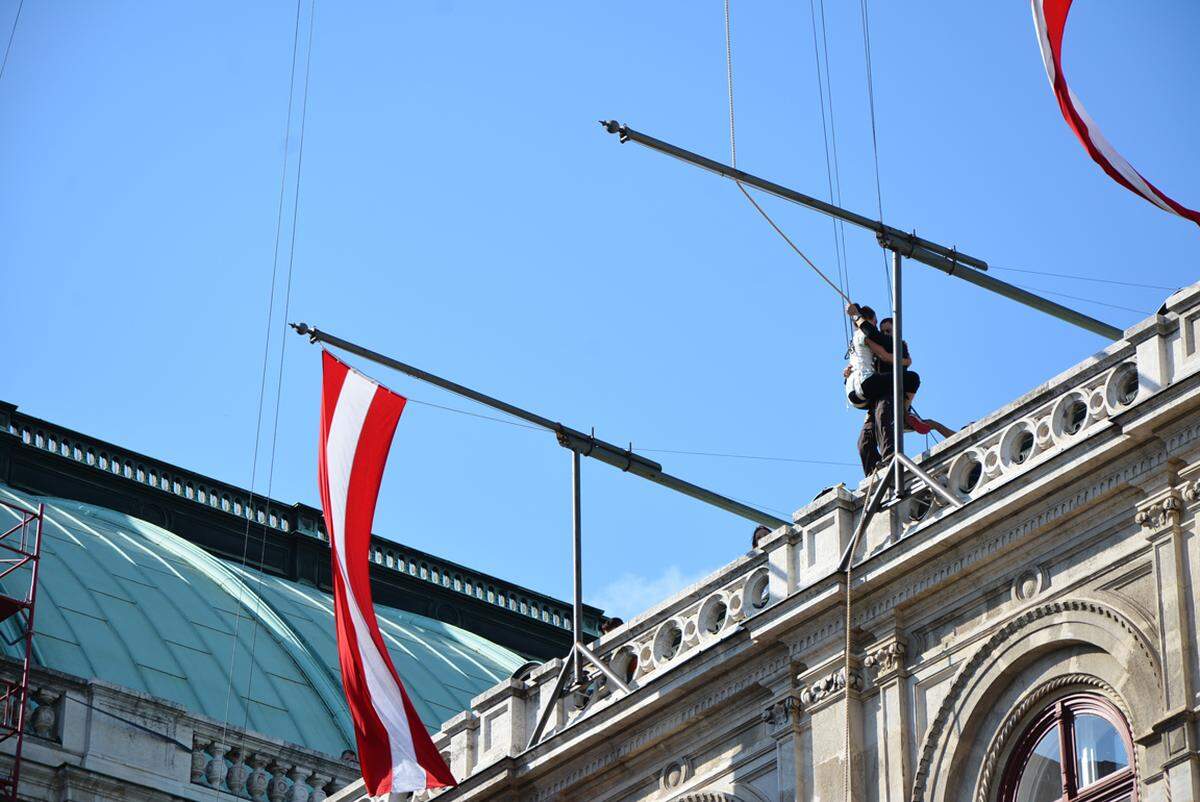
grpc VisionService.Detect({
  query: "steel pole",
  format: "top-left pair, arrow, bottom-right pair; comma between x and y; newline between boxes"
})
571,450 -> 584,686
880,240 -> 1123,341
291,323 -> 790,528
601,121 -> 986,269
892,251 -> 904,498
602,121 -> 1124,341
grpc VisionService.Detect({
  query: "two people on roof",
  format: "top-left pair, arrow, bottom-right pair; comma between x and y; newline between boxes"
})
843,303 -> 955,476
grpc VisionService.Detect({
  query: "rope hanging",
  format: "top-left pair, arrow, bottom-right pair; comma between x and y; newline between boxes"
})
842,466 -> 874,802
809,0 -> 853,348
858,0 -> 893,314
723,0 -> 850,305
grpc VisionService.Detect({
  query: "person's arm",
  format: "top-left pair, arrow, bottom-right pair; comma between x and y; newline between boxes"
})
865,338 -> 894,363
927,419 -> 957,438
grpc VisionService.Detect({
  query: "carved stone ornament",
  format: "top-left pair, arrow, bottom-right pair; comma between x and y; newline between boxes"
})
761,695 -> 803,732
191,738 -> 211,783
226,748 -> 250,796
799,668 -> 862,706
864,642 -> 908,679
29,688 -> 61,740
1134,494 -> 1181,530
659,756 -> 694,791
1011,568 -> 1047,603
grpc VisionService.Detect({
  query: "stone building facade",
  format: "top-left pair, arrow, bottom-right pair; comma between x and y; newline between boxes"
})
330,284 -> 1200,801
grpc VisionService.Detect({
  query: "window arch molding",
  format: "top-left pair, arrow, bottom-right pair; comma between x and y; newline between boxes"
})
996,690 -> 1137,802
976,674 -> 1137,802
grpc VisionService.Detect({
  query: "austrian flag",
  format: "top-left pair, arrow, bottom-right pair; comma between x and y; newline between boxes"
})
1031,0 -> 1200,226
317,350 -> 456,796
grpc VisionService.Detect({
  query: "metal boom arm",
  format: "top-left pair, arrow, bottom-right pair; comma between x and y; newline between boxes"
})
600,120 -> 1123,341
290,323 -> 789,529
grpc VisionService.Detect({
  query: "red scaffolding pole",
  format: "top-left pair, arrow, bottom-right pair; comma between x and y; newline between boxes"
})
0,501 -> 43,802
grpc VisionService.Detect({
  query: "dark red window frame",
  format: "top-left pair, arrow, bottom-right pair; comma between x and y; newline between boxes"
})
998,692 -> 1137,802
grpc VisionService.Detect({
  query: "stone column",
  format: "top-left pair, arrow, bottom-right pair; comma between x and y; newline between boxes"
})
864,634 -> 911,801
1137,488 -> 1200,800
800,662 -> 865,802
762,693 -> 806,801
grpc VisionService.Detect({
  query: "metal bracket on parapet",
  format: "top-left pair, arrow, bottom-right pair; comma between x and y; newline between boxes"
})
525,641 -> 632,750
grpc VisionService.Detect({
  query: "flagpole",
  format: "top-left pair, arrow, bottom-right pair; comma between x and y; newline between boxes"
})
290,323 -> 789,529
571,450 -> 584,687
599,120 -> 1124,341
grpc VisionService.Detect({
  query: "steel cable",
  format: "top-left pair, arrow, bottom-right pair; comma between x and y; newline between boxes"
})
724,0 -> 850,304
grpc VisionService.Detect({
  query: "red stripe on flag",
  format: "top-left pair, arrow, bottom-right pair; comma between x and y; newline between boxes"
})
1032,0 -> 1200,226
318,350 -> 456,796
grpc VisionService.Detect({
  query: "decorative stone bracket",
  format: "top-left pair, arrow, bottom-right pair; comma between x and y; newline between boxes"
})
864,641 -> 908,682
799,667 -> 862,708
761,695 -> 804,736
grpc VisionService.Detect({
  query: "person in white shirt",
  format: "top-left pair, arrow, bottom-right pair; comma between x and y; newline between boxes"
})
843,303 -> 920,474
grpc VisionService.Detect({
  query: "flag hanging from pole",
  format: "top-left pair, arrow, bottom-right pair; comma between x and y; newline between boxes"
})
1031,0 -> 1200,227
317,350 -> 456,797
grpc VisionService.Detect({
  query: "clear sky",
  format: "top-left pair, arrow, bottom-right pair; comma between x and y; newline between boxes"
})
2,1 -> 1196,620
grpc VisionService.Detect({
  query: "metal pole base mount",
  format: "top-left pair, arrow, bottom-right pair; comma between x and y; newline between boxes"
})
526,642 -> 633,750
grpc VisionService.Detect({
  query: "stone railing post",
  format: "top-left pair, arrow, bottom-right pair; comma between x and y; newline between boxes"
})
467,677 -> 530,769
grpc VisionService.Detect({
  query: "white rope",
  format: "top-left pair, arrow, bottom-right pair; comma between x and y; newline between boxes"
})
809,0 -> 852,348
723,0 -> 850,305
858,0 -> 892,314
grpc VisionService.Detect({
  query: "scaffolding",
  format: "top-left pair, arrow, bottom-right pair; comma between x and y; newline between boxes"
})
0,501 -> 44,802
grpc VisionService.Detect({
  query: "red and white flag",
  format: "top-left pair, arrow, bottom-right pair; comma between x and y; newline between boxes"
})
317,350 -> 456,797
1031,0 -> 1200,227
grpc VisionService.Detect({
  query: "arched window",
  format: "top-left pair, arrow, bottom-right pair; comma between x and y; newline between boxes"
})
999,693 -> 1135,802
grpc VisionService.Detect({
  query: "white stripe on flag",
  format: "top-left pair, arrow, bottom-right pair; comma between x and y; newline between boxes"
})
326,369 -> 425,793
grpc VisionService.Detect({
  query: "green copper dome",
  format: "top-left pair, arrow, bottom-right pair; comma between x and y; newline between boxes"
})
0,483 -> 524,757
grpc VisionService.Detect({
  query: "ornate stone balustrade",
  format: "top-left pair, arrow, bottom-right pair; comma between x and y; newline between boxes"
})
879,353 -> 1142,539
189,727 -> 357,802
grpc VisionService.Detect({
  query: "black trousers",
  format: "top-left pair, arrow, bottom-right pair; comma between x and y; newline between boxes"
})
856,371 -> 920,475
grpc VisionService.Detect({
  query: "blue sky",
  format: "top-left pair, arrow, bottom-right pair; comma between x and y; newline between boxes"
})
2,1 -> 1196,620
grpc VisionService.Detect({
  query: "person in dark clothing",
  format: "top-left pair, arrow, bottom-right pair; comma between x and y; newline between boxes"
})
857,316 -> 921,475
844,304 -> 919,475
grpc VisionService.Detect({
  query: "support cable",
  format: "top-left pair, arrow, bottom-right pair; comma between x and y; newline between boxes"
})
0,0 -> 23,85
817,0 -> 852,311
809,0 -> 852,347
990,265 -> 1176,292
214,0 -> 308,759
723,0 -> 850,303
238,0 -> 318,747
1011,283 -> 1150,316
858,0 -> 892,313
